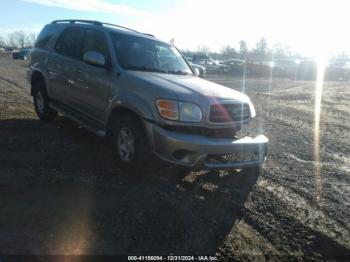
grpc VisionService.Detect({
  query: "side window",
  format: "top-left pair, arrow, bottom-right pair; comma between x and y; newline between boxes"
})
54,27 -> 84,60
35,25 -> 58,49
157,45 -> 174,67
82,29 -> 109,58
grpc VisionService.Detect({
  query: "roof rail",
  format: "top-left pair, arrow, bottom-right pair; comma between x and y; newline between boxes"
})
51,20 -> 102,26
143,33 -> 155,37
50,20 -> 154,37
102,22 -> 154,37
102,22 -> 139,33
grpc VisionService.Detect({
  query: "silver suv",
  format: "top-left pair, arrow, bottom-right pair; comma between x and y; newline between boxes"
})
28,20 -> 268,173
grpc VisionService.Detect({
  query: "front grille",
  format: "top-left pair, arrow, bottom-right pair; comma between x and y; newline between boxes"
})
210,103 -> 250,123
163,125 -> 239,138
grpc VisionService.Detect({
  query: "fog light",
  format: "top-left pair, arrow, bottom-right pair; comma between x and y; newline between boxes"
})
173,150 -> 197,163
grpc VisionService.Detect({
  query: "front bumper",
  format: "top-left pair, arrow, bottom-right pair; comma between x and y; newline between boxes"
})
145,121 -> 268,170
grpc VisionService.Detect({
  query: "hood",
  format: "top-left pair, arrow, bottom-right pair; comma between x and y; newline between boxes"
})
127,71 -> 250,103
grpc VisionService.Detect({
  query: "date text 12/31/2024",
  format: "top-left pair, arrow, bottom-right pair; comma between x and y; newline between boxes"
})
128,255 -> 219,261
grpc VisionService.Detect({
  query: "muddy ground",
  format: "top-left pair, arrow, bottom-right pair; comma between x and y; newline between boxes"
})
0,55 -> 349,260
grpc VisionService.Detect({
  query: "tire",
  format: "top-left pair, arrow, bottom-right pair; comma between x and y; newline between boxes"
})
243,164 -> 263,174
111,114 -> 152,174
33,82 -> 57,122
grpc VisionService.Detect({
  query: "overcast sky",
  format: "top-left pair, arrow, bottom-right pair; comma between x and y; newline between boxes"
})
0,0 -> 349,56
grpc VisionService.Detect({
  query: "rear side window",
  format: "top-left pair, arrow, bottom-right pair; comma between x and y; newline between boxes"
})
82,29 -> 110,58
54,27 -> 84,60
35,25 -> 58,49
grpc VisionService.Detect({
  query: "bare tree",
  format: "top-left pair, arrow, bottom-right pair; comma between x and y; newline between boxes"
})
239,40 -> 248,59
254,38 -> 268,63
220,45 -> 238,60
197,45 -> 210,56
25,33 -> 36,47
0,36 -> 5,48
8,31 -> 26,48
270,42 -> 285,59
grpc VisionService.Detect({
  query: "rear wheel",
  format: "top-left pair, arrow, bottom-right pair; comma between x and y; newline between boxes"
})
33,82 -> 57,122
112,114 -> 152,174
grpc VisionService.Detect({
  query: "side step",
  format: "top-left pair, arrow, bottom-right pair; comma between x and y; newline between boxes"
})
50,101 -> 106,137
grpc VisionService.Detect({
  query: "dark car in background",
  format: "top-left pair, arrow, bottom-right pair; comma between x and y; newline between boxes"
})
222,59 -> 246,75
12,48 -> 31,60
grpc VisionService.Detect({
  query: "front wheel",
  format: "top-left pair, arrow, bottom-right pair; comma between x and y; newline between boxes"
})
112,114 -> 152,174
33,82 -> 57,122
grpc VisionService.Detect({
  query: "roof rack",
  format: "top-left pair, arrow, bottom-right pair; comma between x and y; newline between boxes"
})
51,20 -> 102,26
102,22 -> 139,34
143,33 -> 155,37
51,20 -> 154,37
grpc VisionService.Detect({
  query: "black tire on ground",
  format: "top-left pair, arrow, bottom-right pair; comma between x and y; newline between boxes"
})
32,81 -> 57,122
242,164 -> 263,174
111,113 -> 153,174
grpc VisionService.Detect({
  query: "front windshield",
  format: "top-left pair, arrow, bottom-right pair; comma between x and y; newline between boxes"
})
112,33 -> 192,75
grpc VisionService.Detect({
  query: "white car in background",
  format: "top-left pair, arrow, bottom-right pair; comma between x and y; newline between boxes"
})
194,57 -> 230,73
188,61 -> 206,77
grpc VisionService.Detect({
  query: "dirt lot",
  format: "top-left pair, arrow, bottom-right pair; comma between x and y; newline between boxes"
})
0,55 -> 349,260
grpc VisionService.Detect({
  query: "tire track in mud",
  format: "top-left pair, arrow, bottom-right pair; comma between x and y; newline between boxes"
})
256,177 -> 350,246
0,76 -> 27,90
228,80 -> 350,258
0,74 -> 33,119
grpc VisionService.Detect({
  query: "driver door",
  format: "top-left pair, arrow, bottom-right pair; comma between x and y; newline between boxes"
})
69,29 -> 112,121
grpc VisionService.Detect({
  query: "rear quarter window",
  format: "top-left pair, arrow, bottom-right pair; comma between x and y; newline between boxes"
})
35,25 -> 58,49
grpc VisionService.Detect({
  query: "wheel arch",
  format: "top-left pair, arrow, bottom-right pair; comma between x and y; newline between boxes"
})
30,70 -> 47,96
105,93 -> 155,136
106,106 -> 145,138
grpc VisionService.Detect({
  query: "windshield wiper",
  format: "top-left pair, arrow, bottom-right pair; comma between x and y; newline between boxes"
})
124,66 -> 167,74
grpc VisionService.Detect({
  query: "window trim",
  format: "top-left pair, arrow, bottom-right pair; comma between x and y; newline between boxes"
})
81,28 -> 111,61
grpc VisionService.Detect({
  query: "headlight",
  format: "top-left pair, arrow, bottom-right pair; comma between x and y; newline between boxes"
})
156,99 -> 202,122
178,102 -> 202,122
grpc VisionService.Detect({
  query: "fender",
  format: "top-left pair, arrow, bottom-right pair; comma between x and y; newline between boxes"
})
29,62 -> 51,96
105,91 -> 155,123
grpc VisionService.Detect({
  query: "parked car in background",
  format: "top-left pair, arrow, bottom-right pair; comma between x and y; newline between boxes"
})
192,55 -> 230,73
12,48 -> 31,60
4,47 -> 14,52
222,59 -> 246,75
188,61 -> 206,77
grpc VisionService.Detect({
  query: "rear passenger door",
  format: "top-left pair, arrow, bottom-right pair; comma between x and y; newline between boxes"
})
49,27 -> 84,105
69,29 -> 112,121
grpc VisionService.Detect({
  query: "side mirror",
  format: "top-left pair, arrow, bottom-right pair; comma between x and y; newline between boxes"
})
83,51 -> 106,67
193,67 -> 200,76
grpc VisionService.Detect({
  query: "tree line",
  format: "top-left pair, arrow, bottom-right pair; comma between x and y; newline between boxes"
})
0,34 -> 302,60
182,38 -> 303,62
1,32 -> 348,64
0,31 -> 37,49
